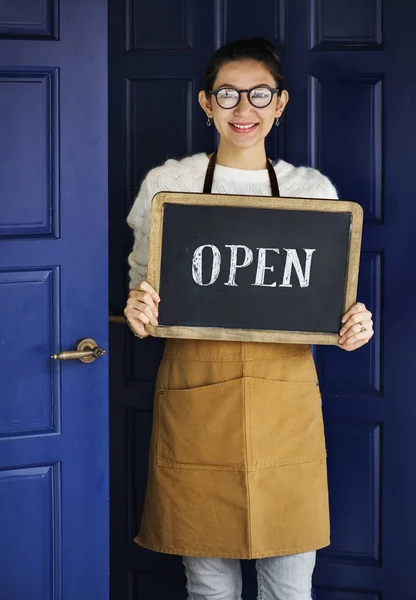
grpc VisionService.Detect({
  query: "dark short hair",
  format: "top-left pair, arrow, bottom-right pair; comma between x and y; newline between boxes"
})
204,37 -> 285,95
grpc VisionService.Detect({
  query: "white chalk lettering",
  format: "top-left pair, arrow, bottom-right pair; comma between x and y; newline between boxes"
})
224,245 -> 254,287
253,248 -> 280,287
279,249 -> 316,288
192,244 -> 221,286
192,245 -> 317,288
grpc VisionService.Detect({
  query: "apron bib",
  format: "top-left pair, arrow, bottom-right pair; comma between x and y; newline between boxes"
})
134,155 -> 330,558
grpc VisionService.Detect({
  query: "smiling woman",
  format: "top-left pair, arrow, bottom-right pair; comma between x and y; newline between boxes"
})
198,43 -> 289,167
124,37 -> 374,600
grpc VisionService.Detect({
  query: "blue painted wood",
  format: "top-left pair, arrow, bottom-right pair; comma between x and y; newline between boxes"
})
0,466 -> 60,600
321,422 -> 381,565
0,1 -> 109,599
0,68 -> 59,237
310,0 -> 383,49
109,0 -> 416,598
316,590 -> 379,600
309,76 -> 383,222
0,0 -> 58,39
126,0 -> 194,51
0,270 -> 60,436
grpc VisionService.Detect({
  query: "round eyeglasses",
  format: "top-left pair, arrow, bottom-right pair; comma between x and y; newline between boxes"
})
210,86 -> 280,109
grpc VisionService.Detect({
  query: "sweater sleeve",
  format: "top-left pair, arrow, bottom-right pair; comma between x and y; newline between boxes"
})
126,174 -> 154,290
308,170 -> 339,200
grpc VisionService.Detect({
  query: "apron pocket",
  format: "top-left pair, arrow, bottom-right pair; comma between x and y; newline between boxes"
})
247,378 -> 326,468
157,378 -> 246,471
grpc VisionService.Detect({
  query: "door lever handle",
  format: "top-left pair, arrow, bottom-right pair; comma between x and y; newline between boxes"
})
51,338 -> 106,363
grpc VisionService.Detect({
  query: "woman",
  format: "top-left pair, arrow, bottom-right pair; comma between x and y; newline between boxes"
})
124,38 -> 374,600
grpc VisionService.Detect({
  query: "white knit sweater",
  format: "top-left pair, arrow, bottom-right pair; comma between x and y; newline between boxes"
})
127,153 -> 338,289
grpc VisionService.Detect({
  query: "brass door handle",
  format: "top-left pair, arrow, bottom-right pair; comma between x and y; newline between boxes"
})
51,338 -> 106,363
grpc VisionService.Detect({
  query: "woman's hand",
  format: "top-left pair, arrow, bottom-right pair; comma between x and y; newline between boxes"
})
124,281 -> 160,339
338,302 -> 374,351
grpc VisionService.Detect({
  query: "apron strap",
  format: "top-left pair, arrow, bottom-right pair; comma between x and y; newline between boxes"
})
266,158 -> 280,198
203,152 -> 217,194
203,151 -> 280,197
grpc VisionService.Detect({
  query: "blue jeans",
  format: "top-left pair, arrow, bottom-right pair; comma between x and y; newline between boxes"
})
182,552 -> 316,600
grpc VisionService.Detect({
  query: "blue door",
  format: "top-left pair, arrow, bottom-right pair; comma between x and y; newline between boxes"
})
0,1 -> 109,599
109,1 -> 416,598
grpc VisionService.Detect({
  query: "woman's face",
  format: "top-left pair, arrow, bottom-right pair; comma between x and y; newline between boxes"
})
199,59 -> 289,151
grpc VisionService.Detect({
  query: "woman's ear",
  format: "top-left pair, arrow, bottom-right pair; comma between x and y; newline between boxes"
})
198,90 -> 213,118
276,90 -> 289,118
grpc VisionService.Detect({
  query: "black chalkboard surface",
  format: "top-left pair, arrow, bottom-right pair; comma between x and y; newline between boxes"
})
147,193 -> 363,345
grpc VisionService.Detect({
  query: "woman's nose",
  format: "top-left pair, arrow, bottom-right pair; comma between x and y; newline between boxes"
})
234,92 -> 253,115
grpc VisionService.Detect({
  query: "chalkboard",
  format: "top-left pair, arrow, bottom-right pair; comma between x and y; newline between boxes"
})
146,193 -> 363,344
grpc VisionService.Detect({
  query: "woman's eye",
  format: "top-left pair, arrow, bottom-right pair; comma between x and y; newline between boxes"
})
219,90 -> 236,97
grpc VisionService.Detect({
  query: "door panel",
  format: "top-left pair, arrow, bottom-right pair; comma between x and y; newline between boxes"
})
0,1 -> 109,598
0,269 -> 59,437
0,465 -> 60,600
109,1 -> 416,598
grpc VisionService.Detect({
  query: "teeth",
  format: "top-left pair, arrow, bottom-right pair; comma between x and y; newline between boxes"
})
232,123 -> 256,129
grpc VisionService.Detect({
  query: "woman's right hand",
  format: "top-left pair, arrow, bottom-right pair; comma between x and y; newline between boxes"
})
124,281 -> 160,338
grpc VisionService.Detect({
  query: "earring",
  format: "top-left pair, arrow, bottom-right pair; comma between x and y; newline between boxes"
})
275,117 -> 280,127
206,117 -> 213,127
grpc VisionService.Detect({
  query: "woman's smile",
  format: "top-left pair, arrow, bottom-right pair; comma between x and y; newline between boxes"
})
229,121 -> 259,133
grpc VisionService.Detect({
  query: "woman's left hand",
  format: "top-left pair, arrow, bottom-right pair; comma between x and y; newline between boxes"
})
338,302 -> 374,351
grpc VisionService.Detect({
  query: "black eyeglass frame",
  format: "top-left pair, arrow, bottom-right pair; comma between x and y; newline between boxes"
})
210,85 -> 280,109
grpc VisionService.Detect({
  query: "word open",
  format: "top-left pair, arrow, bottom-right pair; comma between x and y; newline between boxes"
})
192,244 -> 316,288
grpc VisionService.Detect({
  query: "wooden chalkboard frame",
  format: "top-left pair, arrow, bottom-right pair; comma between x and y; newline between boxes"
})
146,192 -> 363,345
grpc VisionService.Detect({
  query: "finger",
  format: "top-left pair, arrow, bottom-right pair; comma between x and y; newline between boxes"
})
339,322 -> 373,345
130,302 -> 158,326
339,329 -> 371,347
341,328 -> 373,346
339,329 -> 373,351
340,317 -> 373,340
341,302 -> 368,324
137,281 -> 160,304
340,322 -> 366,341
138,292 -> 159,318
127,317 -> 148,338
124,302 -> 154,326
125,306 -> 150,325
339,311 -> 372,336
128,291 -> 158,318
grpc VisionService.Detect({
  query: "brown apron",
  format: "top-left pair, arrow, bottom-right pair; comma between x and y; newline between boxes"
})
134,155 -> 330,559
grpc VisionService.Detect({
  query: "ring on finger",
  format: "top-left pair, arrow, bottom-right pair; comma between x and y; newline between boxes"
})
357,321 -> 366,333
